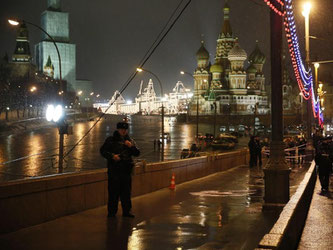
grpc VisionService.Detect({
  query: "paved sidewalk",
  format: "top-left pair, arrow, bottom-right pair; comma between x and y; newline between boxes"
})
298,175 -> 333,249
0,164 -> 309,250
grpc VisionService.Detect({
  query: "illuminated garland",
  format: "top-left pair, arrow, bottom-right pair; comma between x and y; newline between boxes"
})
263,0 -> 324,126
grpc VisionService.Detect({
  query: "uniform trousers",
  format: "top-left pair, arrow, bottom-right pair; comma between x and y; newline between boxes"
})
108,174 -> 132,215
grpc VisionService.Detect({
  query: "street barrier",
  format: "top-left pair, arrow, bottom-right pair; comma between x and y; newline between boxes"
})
257,160 -> 317,249
0,148 -> 249,234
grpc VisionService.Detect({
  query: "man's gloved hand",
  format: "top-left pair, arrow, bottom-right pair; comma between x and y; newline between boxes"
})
124,140 -> 132,147
113,154 -> 121,161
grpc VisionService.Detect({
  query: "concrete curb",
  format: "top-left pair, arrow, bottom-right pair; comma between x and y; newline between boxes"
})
257,161 -> 317,249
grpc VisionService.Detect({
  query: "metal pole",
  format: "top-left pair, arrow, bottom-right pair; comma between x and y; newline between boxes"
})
180,71 -> 198,139
304,14 -> 312,143
213,102 -> 217,138
301,95 -> 303,124
24,20 -> 64,172
196,86 -> 199,139
253,107 -> 256,136
161,104 -> 164,161
141,69 -> 164,161
263,9 -> 290,209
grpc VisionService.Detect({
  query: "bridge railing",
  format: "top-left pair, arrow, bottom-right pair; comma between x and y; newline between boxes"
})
0,148 -> 248,234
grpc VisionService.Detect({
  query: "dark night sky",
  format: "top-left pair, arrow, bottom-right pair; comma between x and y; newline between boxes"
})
1,0 -> 332,101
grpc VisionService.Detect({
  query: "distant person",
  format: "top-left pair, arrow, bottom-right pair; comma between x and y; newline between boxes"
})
248,136 -> 257,168
189,143 -> 198,157
100,121 -> 140,218
157,139 -> 161,151
298,137 -> 306,164
315,150 -> 332,192
255,136 -> 263,167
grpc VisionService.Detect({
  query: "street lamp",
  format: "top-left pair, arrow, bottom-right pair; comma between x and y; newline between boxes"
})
180,71 -> 199,139
137,68 -> 165,161
301,2 -> 313,144
9,18 -> 65,172
314,62 -> 319,93
302,2 -> 312,65
30,86 -> 37,92
299,92 -> 304,123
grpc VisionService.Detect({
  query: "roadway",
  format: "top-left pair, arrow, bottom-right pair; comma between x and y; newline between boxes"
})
0,115 -> 248,182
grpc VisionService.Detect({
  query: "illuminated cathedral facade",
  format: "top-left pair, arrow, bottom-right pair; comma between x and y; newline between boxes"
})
191,2 -> 269,116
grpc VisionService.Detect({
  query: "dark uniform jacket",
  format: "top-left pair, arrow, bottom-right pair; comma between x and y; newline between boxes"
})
315,153 -> 332,176
100,130 -> 140,175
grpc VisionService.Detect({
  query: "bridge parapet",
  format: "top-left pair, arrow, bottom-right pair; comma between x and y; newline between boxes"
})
0,148 -> 248,234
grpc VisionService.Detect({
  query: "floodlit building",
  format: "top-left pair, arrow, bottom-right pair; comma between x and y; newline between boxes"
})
191,2 -> 269,116
96,80 -> 192,115
35,0 -> 76,91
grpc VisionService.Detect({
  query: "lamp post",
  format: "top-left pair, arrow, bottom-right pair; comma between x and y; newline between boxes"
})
213,102 -> 217,138
180,71 -> 199,139
263,8 -> 290,210
302,2 -> 313,143
137,68 -> 165,161
299,92 -> 304,124
9,18 -> 65,172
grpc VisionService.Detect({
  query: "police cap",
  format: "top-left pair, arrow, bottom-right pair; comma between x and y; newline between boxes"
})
117,122 -> 129,129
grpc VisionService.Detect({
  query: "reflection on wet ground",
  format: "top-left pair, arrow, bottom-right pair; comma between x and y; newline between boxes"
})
127,164 -> 309,249
0,163 -> 310,250
0,115 -> 248,182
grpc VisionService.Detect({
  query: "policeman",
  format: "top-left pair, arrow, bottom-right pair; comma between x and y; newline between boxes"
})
100,121 -> 140,218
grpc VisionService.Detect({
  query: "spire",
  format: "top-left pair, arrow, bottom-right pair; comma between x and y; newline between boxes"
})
44,55 -> 54,77
47,0 -> 61,11
45,55 -> 54,68
221,0 -> 232,37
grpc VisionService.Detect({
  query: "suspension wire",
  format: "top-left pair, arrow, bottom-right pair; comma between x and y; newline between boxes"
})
248,0 -> 266,7
0,0 -> 190,168
63,0 -> 193,159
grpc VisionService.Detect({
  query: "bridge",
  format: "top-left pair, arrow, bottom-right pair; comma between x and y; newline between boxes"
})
0,149 -> 331,249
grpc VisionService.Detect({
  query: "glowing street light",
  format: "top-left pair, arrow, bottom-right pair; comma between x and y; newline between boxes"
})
46,104 -> 63,123
9,18 -> 66,172
314,62 -> 320,69
77,90 -> 83,95
8,19 -> 19,26
96,94 -> 100,98
302,2 -> 313,141
314,62 -> 320,98
90,92 -> 94,96
302,2 -> 312,65
30,86 -> 37,92
302,2 -> 312,17
137,67 -> 165,161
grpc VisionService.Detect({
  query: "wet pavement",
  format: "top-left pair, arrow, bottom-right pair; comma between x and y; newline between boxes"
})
0,115 -> 248,182
297,175 -> 333,250
0,162 -> 310,250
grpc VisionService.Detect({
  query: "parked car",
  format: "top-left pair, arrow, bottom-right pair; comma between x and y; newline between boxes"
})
230,131 -> 243,137
211,138 -> 236,149
218,133 -> 238,143
204,133 -> 214,141
180,148 -> 198,159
